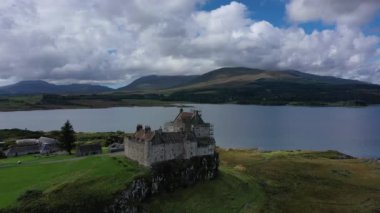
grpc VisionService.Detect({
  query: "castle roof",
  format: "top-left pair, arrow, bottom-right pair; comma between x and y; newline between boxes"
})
151,132 -> 186,144
133,129 -> 155,142
130,129 -> 198,145
174,110 -> 204,125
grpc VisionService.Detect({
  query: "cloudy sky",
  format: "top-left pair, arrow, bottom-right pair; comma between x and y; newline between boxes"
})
0,0 -> 380,88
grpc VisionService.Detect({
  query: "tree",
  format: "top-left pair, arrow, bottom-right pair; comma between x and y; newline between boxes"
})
60,120 -> 76,154
0,150 -> 6,159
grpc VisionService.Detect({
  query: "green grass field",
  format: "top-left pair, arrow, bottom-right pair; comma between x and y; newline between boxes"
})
0,154 -> 145,209
148,149 -> 380,212
1,149 -> 380,212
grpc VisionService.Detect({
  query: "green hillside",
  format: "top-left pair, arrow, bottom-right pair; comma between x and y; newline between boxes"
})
176,67 -> 366,89
119,75 -> 198,91
0,154 -> 146,211
1,67 -> 380,111
161,67 -> 380,106
1,149 -> 379,212
148,149 -> 380,212
117,67 -> 380,106
0,80 -> 112,95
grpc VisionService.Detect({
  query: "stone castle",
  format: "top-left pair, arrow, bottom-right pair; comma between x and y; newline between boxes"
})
124,109 -> 216,166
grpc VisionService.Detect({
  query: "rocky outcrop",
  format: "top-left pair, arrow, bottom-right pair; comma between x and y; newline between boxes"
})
107,154 -> 219,213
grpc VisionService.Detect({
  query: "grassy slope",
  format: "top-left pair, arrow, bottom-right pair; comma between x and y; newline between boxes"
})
1,149 -> 380,212
0,154 -> 145,208
0,96 -> 42,111
148,149 -> 380,212
0,95 -> 177,112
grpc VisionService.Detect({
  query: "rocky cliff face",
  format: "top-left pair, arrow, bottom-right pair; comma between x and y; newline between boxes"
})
107,154 -> 219,213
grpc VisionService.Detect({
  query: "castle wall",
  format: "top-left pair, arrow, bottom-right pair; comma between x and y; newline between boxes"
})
193,125 -> 210,138
124,137 -> 149,166
147,142 -> 185,164
184,140 -> 198,159
164,122 -> 176,132
148,143 -> 165,163
125,136 -> 215,166
164,122 -> 184,132
197,144 -> 215,156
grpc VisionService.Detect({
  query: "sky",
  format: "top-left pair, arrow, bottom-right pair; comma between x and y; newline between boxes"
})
0,0 -> 380,88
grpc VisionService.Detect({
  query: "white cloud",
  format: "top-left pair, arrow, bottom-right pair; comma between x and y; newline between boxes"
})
286,0 -> 380,26
0,0 -> 379,86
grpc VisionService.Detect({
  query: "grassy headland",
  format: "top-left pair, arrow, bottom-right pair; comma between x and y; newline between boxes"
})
148,148 -> 380,212
1,148 -> 379,212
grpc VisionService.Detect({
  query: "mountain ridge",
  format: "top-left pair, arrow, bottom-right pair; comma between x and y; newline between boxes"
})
122,67 -> 372,93
118,75 -> 198,91
0,80 -> 113,95
1,67 -> 379,107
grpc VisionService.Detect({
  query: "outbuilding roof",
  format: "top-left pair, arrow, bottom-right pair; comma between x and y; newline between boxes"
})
39,137 -> 59,144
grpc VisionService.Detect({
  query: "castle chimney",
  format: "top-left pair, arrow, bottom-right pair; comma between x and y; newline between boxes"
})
144,125 -> 151,133
136,124 -> 143,132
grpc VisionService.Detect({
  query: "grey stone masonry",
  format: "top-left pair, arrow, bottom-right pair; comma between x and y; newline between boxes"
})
125,109 -> 216,166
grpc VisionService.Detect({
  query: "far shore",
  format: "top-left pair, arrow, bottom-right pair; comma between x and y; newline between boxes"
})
0,98 -> 375,113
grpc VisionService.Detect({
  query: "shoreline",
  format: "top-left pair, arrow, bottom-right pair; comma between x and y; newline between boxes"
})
0,101 -> 376,113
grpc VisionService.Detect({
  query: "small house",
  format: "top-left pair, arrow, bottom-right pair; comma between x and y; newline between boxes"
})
40,143 -> 60,154
39,137 -> 60,154
5,144 -> 41,157
76,144 -> 102,156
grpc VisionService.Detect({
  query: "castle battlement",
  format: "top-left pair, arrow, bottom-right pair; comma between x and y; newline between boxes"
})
124,109 -> 216,166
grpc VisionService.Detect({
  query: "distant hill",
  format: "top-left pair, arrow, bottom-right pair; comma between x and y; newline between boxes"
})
159,67 -> 380,106
114,67 -> 380,106
119,75 -> 198,91
0,80 -> 113,95
2,67 -> 380,107
169,67 -> 368,90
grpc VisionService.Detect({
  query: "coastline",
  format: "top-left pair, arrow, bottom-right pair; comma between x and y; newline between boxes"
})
0,99 -> 375,113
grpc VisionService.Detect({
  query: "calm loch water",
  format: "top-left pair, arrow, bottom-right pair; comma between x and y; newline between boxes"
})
0,104 -> 379,158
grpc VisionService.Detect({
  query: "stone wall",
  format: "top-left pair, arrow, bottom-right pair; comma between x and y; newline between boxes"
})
106,154 -> 219,213
197,144 -> 215,156
125,137 -> 215,167
148,142 -> 184,164
193,125 -> 211,138
184,140 -> 198,159
124,137 -> 148,166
